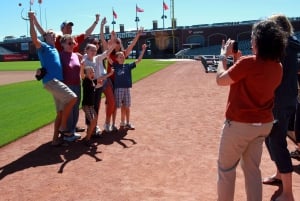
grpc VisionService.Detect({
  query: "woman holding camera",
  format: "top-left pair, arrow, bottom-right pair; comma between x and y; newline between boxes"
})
216,20 -> 287,201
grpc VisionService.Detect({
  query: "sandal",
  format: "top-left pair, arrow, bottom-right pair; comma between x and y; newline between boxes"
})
262,176 -> 282,186
290,149 -> 300,160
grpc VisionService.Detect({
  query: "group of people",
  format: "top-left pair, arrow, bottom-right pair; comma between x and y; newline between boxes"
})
28,11 -> 147,147
216,14 -> 300,201
28,9 -> 300,200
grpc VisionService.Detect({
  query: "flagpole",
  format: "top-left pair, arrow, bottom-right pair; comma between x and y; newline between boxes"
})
135,4 -> 139,30
134,4 -> 140,58
171,0 -> 175,54
162,1 -> 165,29
112,7 -> 116,31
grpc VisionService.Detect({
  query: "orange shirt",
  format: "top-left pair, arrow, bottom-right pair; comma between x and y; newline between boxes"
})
225,56 -> 283,123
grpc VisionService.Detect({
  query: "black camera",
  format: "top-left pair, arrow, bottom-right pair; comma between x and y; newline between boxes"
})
35,67 -> 47,81
232,41 -> 238,53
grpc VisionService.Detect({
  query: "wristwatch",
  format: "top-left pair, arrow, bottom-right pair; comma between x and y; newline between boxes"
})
219,55 -> 227,61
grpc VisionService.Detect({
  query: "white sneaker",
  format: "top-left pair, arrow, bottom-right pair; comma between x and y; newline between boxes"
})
73,132 -> 81,138
103,123 -> 110,132
119,122 -> 125,129
125,123 -> 135,130
111,124 -> 118,132
95,126 -> 102,134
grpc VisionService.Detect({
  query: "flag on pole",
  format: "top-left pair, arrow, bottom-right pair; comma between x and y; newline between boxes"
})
136,5 -> 144,12
30,0 -> 34,5
38,0 -> 42,4
113,10 -> 118,19
163,1 -> 169,10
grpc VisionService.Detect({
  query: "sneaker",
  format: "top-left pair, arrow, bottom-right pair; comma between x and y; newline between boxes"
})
63,134 -> 79,142
125,123 -> 135,130
74,132 -> 82,138
95,126 -> 101,134
119,122 -> 126,129
103,123 -> 111,132
92,126 -> 102,138
111,124 -> 118,132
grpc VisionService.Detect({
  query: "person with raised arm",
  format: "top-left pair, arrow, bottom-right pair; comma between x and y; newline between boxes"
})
109,44 -> 147,130
28,11 -> 77,146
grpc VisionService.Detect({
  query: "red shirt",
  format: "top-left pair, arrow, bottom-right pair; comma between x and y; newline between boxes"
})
226,56 -> 283,123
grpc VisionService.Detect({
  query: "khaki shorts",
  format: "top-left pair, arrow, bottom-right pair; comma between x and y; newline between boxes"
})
44,79 -> 77,112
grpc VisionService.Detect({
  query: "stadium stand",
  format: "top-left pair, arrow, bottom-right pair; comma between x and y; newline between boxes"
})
0,46 -> 14,54
1,17 -> 299,62
0,45 -> 28,61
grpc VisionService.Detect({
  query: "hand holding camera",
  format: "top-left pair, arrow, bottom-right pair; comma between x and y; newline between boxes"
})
221,39 -> 238,56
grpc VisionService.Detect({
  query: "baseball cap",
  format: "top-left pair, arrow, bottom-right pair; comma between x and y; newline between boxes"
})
60,21 -> 74,30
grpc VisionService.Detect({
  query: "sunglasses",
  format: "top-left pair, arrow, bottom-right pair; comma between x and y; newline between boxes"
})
93,42 -> 100,45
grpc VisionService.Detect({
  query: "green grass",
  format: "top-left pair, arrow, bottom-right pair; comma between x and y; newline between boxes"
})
0,61 -> 41,71
0,59 -> 174,147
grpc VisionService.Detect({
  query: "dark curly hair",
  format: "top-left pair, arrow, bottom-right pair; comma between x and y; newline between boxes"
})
252,20 -> 287,61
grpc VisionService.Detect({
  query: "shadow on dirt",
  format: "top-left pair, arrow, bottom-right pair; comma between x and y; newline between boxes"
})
0,129 -> 136,180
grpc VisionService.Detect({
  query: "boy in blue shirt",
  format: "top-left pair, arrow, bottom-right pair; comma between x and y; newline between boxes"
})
111,44 -> 147,130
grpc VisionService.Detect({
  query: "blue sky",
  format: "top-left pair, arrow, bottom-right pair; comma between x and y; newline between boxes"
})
0,0 -> 299,40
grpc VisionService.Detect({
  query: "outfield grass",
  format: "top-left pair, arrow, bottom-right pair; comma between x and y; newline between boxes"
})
0,61 -> 41,71
0,59 -> 174,147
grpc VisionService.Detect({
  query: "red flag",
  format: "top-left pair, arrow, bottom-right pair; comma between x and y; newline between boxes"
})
136,5 -> 144,12
113,10 -> 118,19
38,0 -> 42,4
163,2 -> 169,10
30,0 -> 34,5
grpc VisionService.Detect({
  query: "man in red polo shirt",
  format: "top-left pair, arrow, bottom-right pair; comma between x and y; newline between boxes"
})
55,14 -> 100,54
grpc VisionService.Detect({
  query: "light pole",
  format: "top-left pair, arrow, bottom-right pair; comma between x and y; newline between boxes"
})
19,4 -> 30,37
170,0 -> 175,54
